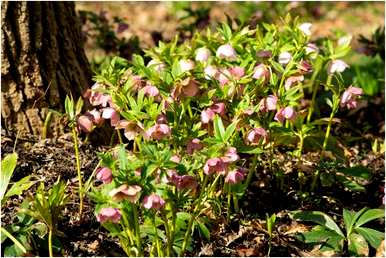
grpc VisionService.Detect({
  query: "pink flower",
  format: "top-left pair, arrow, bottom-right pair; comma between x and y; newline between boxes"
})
88,83 -> 112,107
195,47 -> 211,62
170,155 -> 181,163
221,147 -> 239,164
147,60 -> 166,72
216,44 -> 237,60
181,78 -> 200,97
96,167 -> 112,184
167,171 -> 197,190
229,66 -> 245,79
102,107 -> 120,126
117,22 -> 129,33
225,168 -> 246,185
328,60 -> 349,74
217,68 -> 232,86
87,109 -> 104,126
77,115 -> 94,133
247,128 -> 267,144
298,22 -> 312,36
305,43 -> 319,55
142,84 -> 160,97
274,107 -> 297,123
298,60 -> 313,74
285,75 -> 304,90
156,114 -> 168,124
259,95 -> 278,112
187,138 -> 203,154
179,59 -> 195,72
143,193 -> 165,210
340,86 -> 363,109
257,50 -> 272,58
96,208 -> 121,224
109,184 -> 142,202
204,65 -> 218,80
145,124 -> 171,140
204,158 -> 227,175
201,108 -> 215,124
253,64 -> 270,82
211,102 -> 226,116
115,120 -> 143,140
279,52 -> 292,65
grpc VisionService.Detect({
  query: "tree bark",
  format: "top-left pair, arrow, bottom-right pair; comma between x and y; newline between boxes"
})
1,2 -> 91,137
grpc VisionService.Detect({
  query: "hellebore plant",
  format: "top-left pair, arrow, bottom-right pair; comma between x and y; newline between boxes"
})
80,16 -> 365,256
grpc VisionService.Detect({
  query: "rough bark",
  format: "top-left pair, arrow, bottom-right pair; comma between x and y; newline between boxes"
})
1,2 -> 92,137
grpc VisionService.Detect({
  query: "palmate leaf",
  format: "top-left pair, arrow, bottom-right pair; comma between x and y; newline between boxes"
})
355,227 -> 384,249
292,211 -> 344,237
0,152 -> 18,201
348,233 -> 369,256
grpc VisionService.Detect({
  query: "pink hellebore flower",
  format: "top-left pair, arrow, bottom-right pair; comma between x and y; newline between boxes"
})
97,208 -> 121,224
204,158 -> 227,175
117,22 -> 129,34
143,193 -> 165,210
102,107 -> 120,127
204,65 -> 218,80
274,107 -> 297,123
225,168 -> 246,185
96,167 -> 112,184
77,115 -> 94,133
167,171 -> 198,190
305,43 -> 319,55
156,114 -> 168,124
87,109 -> 104,126
179,59 -> 195,72
115,120 -> 143,140
195,47 -> 211,62
229,66 -> 245,79
211,102 -> 226,116
257,50 -> 272,58
298,22 -> 312,36
221,147 -> 239,164
247,128 -> 268,144
340,86 -> 363,109
217,68 -> 232,86
170,155 -> 181,163
216,44 -> 237,61
88,83 -> 112,107
109,184 -> 142,202
328,60 -> 349,74
147,60 -> 166,73
145,124 -> 171,140
181,78 -> 200,97
298,60 -> 313,74
259,95 -> 278,112
285,75 -> 304,90
201,108 -> 215,124
142,84 -> 160,97
253,64 -> 270,82
278,52 -> 292,65
187,138 -> 203,154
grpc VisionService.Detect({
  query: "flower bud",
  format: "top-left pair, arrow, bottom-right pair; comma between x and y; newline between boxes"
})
142,84 -> 160,97
279,52 -> 292,65
143,193 -> 165,210
229,66 -> 245,79
97,208 -> 121,224
221,147 -> 239,164
77,115 -> 94,133
102,107 -> 120,127
298,60 -> 313,74
195,47 -> 211,62
253,64 -> 270,82
285,75 -> 304,90
179,59 -> 195,72
201,108 -> 215,124
96,167 -> 112,184
147,60 -> 166,73
274,107 -> 297,123
216,44 -> 237,60
204,65 -> 218,80
328,60 -> 349,74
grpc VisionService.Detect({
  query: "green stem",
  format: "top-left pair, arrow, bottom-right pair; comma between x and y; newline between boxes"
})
153,214 -> 162,257
244,156 -> 258,190
42,111 -> 53,139
132,205 -> 143,256
322,108 -> 336,151
121,212 -> 135,247
233,194 -> 239,213
226,190 -> 231,222
306,70 -> 323,123
48,228 -> 53,257
0,227 -> 27,254
161,212 -> 172,257
117,129 -> 123,144
72,128 -> 83,219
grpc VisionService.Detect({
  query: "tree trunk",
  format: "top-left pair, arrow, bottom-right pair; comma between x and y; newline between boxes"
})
1,2 -> 91,137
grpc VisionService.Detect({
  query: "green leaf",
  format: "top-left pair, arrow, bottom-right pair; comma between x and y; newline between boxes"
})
213,115 -> 225,142
348,233 -> 369,256
4,176 -> 35,204
355,209 -> 385,228
297,225 -> 340,243
223,119 -> 238,142
196,221 -> 210,241
0,153 -> 18,201
343,209 -> 356,236
355,227 -> 384,249
292,211 -> 344,237
339,166 -> 371,180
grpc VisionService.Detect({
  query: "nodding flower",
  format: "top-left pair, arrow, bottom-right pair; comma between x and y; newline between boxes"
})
142,84 -> 160,97
340,86 -> 363,109
102,107 -> 120,127
179,59 -> 195,72
87,109 -> 104,126
96,167 -> 112,184
328,60 -> 349,74
204,158 -> 228,175
253,64 -> 270,82
186,138 -> 203,154
298,60 -> 313,74
298,22 -> 312,36
143,193 -> 165,210
274,107 -> 297,123
204,65 -> 218,80
96,208 -> 121,224
201,108 -> 215,124
278,52 -> 292,65
259,95 -> 278,112
221,147 -> 239,164
229,66 -> 245,79
115,120 -> 143,140
305,43 -> 319,55
285,75 -> 304,90
88,83 -> 112,107
147,60 -> 166,73
77,114 -> 94,133
167,170 -> 198,190
225,168 -> 246,185
216,44 -> 237,61
145,124 -> 171,140
195,47 -> 211,62
109,184 -> 142,203
247,128 -> 268,145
